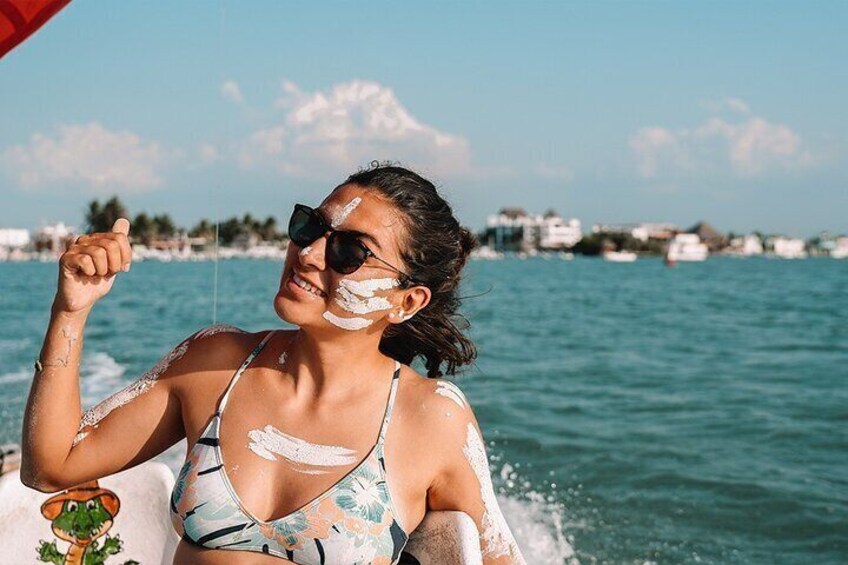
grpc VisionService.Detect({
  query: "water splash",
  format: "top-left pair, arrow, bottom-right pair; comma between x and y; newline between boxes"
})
491,459 -> 579,564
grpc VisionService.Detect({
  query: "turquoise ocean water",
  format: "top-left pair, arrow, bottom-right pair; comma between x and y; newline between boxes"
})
1,256 -> 845,564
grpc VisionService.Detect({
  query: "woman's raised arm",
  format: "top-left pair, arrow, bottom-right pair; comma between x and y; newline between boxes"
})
19,309 -> 217,493
19,217 -> 231,492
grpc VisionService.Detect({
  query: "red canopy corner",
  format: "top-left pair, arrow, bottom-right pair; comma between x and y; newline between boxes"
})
0,0 -> 71,60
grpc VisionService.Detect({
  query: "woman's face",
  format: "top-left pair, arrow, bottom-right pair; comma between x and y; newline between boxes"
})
274,183 -> 422,333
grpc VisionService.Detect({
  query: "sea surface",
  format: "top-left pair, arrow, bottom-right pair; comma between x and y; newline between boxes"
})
1,256 -> 846,564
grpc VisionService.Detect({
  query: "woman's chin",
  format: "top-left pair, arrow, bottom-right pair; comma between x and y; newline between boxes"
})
273,293 -> 322,328
273,293 -> 299,325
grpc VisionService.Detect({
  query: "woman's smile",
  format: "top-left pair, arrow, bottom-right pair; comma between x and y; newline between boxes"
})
286,271 -> 328,299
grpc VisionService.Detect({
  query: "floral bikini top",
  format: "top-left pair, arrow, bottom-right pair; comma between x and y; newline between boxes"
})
170,329 -> 409,564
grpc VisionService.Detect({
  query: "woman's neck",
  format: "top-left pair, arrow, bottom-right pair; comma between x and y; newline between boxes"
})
283,327 -> 393,398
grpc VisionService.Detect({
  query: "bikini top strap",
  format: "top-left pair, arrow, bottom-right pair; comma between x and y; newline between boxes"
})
216,329 -> 277,415
377,359 -> 402,444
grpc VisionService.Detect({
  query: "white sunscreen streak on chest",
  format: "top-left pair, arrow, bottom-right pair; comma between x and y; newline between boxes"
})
462,423 -> 526,562
330,197 -> 362,228
435,380 -> 468,408
247,424 -> 358,473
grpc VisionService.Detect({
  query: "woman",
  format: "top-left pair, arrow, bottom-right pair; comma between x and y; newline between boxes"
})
20,163 -> 526,564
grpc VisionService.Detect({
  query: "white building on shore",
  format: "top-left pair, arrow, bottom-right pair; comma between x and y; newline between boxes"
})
0,228 -> 31,261
538,210 -> 582,249
34,222 -> 78,256
831,236 -> 848,259
768,236 -> 808,259
0,228 -> 30,249
485,208 -> 581,251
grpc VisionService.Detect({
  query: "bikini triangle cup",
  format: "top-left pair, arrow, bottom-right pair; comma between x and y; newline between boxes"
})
215,330 -> 402,523
170,330 -> 409,562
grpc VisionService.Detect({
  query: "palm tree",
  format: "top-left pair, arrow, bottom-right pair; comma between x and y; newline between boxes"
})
152,213 -> 176,238
84,196 -> 129,234
189,219 -> 216,239
132,212 -> 155,246
259,215 -> 279,241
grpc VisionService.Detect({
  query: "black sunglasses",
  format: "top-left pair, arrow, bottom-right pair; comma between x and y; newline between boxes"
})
288,203 -> 416,286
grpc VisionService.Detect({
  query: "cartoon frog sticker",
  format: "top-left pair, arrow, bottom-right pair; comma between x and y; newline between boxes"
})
36,479 -> 139,565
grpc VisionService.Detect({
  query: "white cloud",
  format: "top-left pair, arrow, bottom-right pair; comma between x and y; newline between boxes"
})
723,97 -> 750,114
630,109 -> 813,178
274,80 -> 304,110
2,122 -> 165,192
198,142 -> 220,164
695,116 -> 804,174
700,96 -> 752,115
221,80 -> 244,104
239,79 -> 471,178
630,126 -> 687,177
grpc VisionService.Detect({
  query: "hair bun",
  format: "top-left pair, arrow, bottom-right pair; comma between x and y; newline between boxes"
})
458,226 -> 478,257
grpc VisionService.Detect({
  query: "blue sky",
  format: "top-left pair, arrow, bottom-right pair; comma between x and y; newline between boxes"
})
1,1 -> 845,237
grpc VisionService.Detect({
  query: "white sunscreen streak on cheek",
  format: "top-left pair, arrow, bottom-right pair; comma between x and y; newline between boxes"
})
72,323 -> 243,446
246,425 -> 358,474
463,423 -> 525,562
335,285 -> 393,315
299,246 -> 312,257
323,277 -> 398,329
322,310 -> 373,330
435,381 -> 467,409
339,277 -> 399,297
330,196 -> 362,228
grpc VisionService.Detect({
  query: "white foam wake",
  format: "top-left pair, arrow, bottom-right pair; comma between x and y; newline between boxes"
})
497,467 -> 580,565
79,351 -> 128,407
0,350 -> 125,389
0,369 -> 30,385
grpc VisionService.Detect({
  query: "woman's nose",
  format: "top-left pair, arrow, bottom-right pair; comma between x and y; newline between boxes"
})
298,233 -> 329,270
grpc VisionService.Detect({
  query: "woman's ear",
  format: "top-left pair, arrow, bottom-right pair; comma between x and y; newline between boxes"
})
389,285 -> 430,323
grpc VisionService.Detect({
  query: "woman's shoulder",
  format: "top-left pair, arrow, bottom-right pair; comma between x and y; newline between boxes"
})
187,322 -> 251,341
184,323 -> 290,351
396,363 -> 476,442
182,322 -> 253,358
163,323 -> 276,389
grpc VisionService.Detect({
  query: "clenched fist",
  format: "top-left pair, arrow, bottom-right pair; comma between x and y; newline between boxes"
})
54,218 -> 133,314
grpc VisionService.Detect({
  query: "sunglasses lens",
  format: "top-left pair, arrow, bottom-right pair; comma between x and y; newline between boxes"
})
328,232 -> 367,274
289,207 -> 325,246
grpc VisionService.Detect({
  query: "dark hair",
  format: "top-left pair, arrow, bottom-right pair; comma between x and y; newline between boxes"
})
336,161 -> 477,378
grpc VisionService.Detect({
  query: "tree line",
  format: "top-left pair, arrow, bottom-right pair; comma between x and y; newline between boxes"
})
83,196 -> 282,246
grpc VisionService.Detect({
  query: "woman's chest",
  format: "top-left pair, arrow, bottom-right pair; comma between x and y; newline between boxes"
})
176,379 -> 433,537
172,438 -> 410,564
